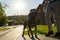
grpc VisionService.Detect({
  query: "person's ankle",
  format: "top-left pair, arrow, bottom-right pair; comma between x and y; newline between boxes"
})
35,35 -> 37,38
22,34 -> 24,37
45,31 -> 54,36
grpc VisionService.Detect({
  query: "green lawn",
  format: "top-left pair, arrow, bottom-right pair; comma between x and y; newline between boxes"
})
24,25 -> 57,35
0,28 -> 10,32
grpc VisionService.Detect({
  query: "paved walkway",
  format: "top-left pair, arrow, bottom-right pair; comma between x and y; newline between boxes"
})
0,25 -> 17,37
0,25 -> 23,40
17,35 -> 59,40
0,25 -> 60,40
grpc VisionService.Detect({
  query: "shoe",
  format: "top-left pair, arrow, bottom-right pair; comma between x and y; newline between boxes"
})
22,35 -> 24,37
54,32 -> 60,37
45,31 -> 54,36
28,34 -> 30,37
31,37 -> 35,40
35,36 -> 40,40
35,36 -> 38,38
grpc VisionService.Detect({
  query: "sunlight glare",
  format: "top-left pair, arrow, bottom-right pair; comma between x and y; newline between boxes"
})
13,1 -> 25,11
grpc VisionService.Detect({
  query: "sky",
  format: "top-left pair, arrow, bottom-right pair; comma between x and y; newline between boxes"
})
0,0 -> 43,16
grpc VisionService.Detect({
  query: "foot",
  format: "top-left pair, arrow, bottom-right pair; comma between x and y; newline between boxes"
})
45,31 -> 54,36
35,36 -> 38,38
35,36 -> 40,40
31,37 -> 35,40
22,35 -> 24,37
30,36 -> 34,38
28,34 -> 30,37
54,32 -> 60,37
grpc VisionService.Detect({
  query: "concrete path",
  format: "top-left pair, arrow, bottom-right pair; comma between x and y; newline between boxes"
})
0,25 -> 23,40
0,25 -> 60,40
17,35 -> 59,40
0,25 -> 17,37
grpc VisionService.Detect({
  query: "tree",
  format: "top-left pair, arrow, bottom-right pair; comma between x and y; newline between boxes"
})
0,2 -> 7,26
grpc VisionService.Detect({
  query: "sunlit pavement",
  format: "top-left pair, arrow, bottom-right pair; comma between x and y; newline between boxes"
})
0,25 -> 23,40
0,25 -> 59,40
17,35 -> 59,40
0,25 -> 18,37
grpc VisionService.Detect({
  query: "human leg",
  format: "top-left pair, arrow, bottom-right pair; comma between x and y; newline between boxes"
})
52,1 -> 60,37
54,12 -> 60,37
34,25 -> 37,38
29,27 -> 34,38
22,25 -> 26,37
28,28 -> 30,37
45,3 -> 54,36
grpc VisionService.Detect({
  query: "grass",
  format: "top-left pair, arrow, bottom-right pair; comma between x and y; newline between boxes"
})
24,25 -> 57,35
0,28 -> 10,32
